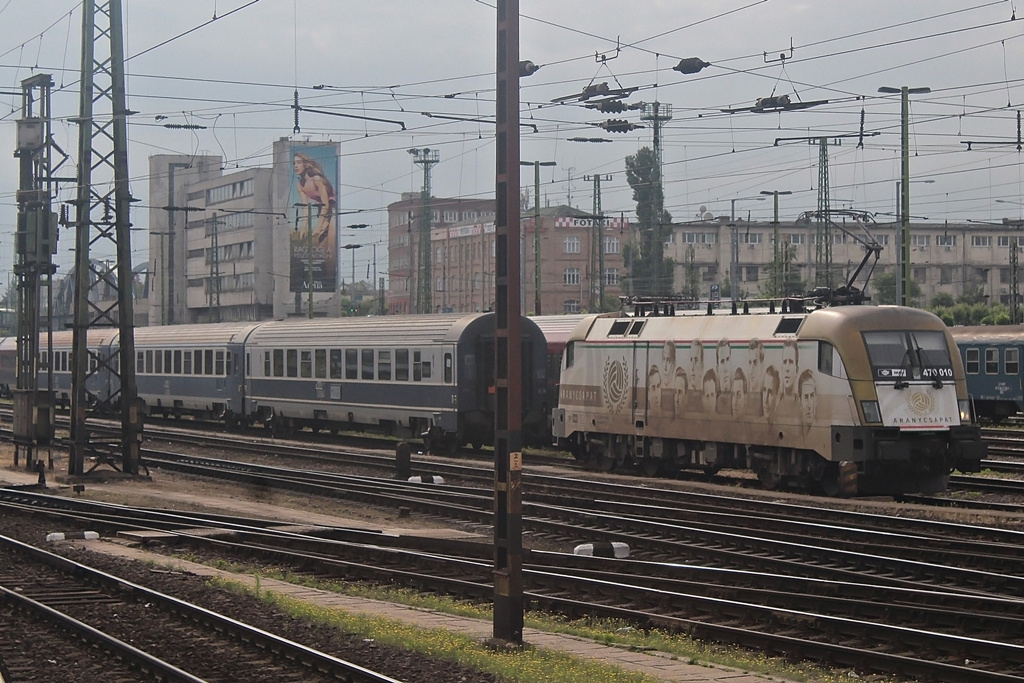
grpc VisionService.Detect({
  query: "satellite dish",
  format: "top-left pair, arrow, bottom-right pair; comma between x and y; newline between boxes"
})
699,205 -> 707,214
703,212 -> 714,221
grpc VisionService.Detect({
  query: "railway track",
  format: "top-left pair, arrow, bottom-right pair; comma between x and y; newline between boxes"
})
7,446 -> 1024,681
0,530 -> 402,683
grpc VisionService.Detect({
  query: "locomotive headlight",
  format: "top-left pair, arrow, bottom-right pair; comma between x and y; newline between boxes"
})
861,400 -> 882,424
958,400 -> 971,424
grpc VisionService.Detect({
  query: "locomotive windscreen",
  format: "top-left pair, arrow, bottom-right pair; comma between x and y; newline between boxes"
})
862,330 -> 953,381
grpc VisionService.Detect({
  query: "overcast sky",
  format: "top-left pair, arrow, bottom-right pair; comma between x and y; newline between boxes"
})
2,0 -> 1024,283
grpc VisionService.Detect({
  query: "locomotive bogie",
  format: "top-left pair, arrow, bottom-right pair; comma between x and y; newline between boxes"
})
552,305 -> 986,496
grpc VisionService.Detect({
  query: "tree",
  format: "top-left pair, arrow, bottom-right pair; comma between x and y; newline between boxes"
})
869,270 -> 921,306
625,147 -> 673,296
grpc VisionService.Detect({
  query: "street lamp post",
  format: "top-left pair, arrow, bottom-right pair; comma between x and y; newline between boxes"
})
760,190 -> 792,296
520,160 -> 556,315
341,243 -> 363,312
879,85 -> 931,306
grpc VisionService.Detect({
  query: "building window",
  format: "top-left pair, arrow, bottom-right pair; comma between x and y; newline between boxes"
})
972,235 -> 992,247
789,234 -> 805,245
563,299 -> 581,313
832,233 -> 847,245
603,268 -> 619,285
911,234 -> 930,248
912,267 -> 928,281
564,236 -> 580,254
876,234 -> 890,246
744,266 -> 759,282
1000,267 -> 1011,284
936,234 -> 956,247
741,232 -> 762,244
604,236 -> 620,254
940,267 -> 954,284
563,268 -> 580,285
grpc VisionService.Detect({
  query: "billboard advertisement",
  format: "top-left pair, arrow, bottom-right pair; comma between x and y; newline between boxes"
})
289,144 -> 338,293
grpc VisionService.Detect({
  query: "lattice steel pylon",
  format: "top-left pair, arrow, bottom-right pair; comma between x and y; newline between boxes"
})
69,0 -> 142,476
409,148 -> 439,314
815,138 -> 832,289
13,74 -> 58,471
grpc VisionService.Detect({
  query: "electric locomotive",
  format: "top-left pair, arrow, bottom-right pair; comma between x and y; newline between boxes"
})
552,304 -> 985,496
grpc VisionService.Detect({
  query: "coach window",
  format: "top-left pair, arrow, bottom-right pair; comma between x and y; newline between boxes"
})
413,351 -> 422,381
272,349 -> 284,377
300,350 -> 312,378
136,351 -> 144,374
1006,348 -> 1020,376
205,350 -> 215,375
444,353 -> 453,383
965,348 -> 979,374
155,350 -> 164,374
345,349 -> 358,379
174,350 -> 182,374
227,353 -> 233,376
286,349 -> 298,377
395,349 -> 409,381
215,351 -> 225,376
164,350 -> 173,374
183,351 -> 192,375
329,350 -> 342,379
315,349 -> 327,378
144,350 -> 152,373
985,348 -> 999,375
194,350 -> 203,375
378,350 -> 392,380
361,349 -> 374,380
263,351 -> 271,377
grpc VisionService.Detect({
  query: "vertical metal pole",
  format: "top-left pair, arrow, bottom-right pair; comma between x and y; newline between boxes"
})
772,192 -> 780,295
492,0 -> 523,647
899,86 -> 911,308
307,209 -> 314,318
533,162 -> 541,315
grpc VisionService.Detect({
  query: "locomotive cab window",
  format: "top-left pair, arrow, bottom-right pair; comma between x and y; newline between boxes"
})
627,321 -> 645,336
564,341 -> 575,369
817,341 -> 848,379
965,348 -> 979,374
863,330 -> 953,381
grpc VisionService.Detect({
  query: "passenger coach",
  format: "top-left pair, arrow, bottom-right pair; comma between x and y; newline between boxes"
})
0,313 -> 550,455
949,325 -> 1024,422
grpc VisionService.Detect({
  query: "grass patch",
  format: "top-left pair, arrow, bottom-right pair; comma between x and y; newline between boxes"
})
215,576 -> 661,683
198,563 -> 888,683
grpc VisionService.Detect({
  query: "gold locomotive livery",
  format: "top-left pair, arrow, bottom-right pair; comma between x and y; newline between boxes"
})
552,305 -> 985,496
